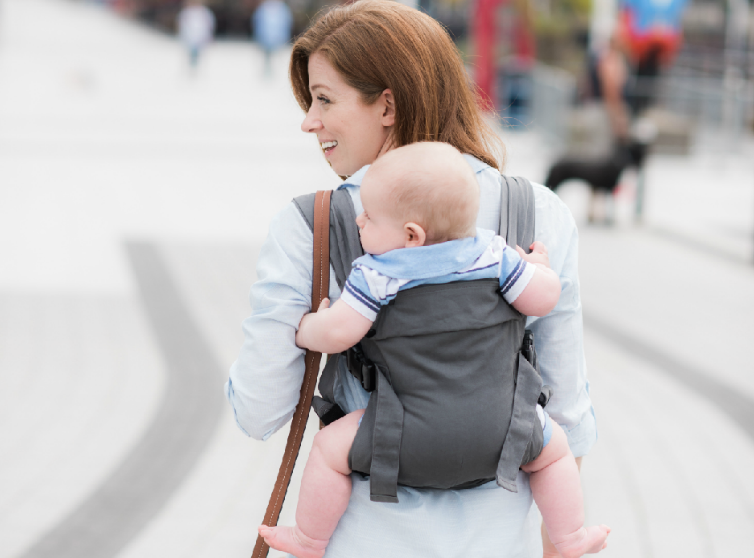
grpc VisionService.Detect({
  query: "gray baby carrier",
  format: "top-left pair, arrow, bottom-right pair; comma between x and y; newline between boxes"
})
294,176 -> 550,503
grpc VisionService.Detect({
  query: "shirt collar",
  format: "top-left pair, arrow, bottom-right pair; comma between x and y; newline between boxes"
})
353,228 -> 495,279
339,164 -> 370,190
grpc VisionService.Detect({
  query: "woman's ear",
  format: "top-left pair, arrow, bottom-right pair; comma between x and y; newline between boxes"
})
404,222 -> 426,248
381,89 -> 395,127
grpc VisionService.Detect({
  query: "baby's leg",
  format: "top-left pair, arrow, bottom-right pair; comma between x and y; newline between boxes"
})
522,414 -> 610,558
259,409 -> 364,558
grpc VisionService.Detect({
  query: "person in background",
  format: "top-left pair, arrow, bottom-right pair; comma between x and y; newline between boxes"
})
592,33 -> 631,141
253,0 -> 292,77
177,0 -> 215,70
616,0 -> 689,114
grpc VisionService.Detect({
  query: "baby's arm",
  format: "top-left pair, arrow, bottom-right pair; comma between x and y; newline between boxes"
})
511,241 -> 561,317
295,297 -> 373,354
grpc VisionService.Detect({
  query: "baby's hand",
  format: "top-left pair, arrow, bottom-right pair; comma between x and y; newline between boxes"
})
516,241 -> 551,268
295,298 -> 331,349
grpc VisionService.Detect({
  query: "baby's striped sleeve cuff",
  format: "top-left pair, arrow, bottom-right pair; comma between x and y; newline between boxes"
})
500,260 -> 536,304
341,278 -> 380,321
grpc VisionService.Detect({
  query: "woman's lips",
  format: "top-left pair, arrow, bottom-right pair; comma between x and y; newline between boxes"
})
320,140 -> 338,157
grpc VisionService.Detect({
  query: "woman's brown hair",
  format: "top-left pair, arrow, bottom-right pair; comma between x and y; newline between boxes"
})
290,0 -> 505,171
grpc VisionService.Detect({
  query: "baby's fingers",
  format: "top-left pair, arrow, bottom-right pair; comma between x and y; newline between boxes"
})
317,297 -> 331,312
515,245 -> 528,258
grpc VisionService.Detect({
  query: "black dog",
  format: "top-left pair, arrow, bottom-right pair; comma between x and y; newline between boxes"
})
544,139 -> 651,223
545,140 -> 649,194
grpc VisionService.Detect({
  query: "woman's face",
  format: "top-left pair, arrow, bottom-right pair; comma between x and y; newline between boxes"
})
301,52 -> 394,177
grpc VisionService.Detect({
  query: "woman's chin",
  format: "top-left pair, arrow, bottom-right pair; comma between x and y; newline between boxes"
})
329,162 -> 354,178
326,152 -> 371,178
326,156 -> 346,176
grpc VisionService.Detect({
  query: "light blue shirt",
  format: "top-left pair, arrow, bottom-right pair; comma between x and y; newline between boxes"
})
225,155 -> 596,557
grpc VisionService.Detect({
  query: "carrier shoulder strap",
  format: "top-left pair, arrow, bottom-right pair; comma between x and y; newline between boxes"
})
499,175 -> 536,252
494,175 -> 541,492
294,188 -> 363,289
251,190 -> 331,558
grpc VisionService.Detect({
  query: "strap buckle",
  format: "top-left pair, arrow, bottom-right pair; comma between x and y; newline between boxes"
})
538,386 -> 552,408
521,328 -> 538,370
521,329 -> 551,408
345,343 -> 377,392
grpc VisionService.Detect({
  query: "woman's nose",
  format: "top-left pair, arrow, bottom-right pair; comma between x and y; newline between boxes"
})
301,106 -> 322,133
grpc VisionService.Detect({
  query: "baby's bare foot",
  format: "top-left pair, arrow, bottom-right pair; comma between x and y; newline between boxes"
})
258,524 -> 328,558
553,525 -> 610,558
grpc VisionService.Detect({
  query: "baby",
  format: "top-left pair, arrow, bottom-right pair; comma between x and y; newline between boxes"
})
259,142 -> 610,558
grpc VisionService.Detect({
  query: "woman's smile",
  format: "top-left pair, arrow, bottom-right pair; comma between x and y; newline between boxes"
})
320,140 -> 338,157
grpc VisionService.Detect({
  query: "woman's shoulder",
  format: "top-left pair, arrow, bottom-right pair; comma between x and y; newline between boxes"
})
464,154 -> 575,229
530,181 -> 577,235
257,200 -> 315,278
270,199 -> 313,235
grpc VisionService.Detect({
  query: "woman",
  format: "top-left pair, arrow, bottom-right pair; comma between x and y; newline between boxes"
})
226,2 -> 596,556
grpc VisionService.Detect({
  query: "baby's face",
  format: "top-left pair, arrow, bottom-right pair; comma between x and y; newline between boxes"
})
356,172 -> 408,255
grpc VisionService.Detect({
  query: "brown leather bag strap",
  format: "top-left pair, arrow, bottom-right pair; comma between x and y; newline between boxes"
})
251,190 -> 332,558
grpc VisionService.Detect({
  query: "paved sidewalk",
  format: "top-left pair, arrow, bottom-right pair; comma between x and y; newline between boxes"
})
1,1 -> 753,557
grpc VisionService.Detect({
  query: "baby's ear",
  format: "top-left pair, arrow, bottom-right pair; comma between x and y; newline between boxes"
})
404,222 -> 426,248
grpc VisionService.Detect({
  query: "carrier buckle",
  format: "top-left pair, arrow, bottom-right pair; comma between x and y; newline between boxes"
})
521,329 -> 538,369
538,386 -> 552,408
345,344 -> 377,392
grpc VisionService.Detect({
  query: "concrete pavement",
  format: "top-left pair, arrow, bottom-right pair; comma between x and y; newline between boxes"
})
1,1 -> 753,557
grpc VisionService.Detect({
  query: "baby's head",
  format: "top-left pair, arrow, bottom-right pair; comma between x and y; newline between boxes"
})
357,142 -> 480,255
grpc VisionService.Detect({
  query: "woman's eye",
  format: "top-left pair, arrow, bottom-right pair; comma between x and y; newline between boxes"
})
316,95 -> 331,105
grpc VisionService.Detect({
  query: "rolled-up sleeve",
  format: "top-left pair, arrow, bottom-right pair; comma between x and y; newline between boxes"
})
527,184 -> 597,457
225,202 -> 318,441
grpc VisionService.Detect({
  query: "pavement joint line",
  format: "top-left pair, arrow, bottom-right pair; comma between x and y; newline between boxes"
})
17,241 -> 224,558
583,310 -> 754,443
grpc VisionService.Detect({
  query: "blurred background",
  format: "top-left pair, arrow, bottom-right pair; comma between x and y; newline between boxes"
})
0,0 -> 753,557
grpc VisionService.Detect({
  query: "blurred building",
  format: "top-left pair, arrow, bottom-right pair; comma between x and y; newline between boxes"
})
101,0 -> 751,140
